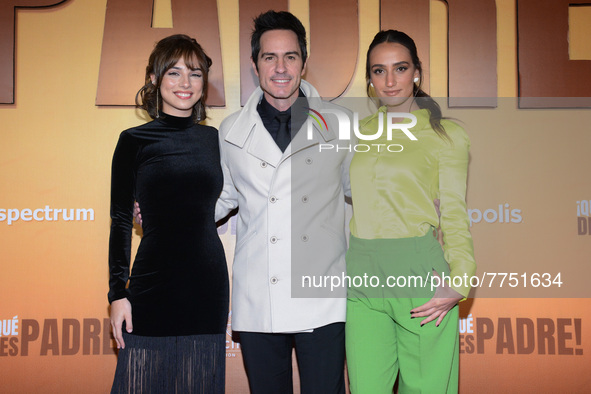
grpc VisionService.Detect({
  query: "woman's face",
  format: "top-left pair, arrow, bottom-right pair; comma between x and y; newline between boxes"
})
368,42 -> 419,108
153,57 -> 203,117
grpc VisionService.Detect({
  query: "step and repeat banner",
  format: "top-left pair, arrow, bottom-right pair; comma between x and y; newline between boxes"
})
1,0 -> 590,392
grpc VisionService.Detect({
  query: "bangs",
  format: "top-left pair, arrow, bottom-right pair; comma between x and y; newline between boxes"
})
158,47 -> 205,74
170,47 -> 203,71
181,51 -> 202,71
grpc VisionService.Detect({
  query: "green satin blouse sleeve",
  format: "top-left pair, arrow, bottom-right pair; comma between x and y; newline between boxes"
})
348,108 -> 476,298
438,120 -> 476,298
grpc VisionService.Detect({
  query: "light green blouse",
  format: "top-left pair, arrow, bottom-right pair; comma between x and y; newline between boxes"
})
349,107 -> 476,297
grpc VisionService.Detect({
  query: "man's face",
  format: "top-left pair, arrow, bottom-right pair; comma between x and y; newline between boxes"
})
253,29 -> 307,111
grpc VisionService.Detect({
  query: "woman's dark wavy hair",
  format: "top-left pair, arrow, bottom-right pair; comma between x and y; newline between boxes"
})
136,34 -> 212,123
366,30 -> 450,141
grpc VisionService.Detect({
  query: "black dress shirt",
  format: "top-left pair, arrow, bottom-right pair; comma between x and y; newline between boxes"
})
256,89 -> 308,151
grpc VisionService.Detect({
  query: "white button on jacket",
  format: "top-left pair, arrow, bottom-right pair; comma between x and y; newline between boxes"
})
215,81 -> 354,333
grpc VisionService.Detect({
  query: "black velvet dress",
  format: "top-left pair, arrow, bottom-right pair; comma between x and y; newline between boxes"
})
108,113 -> 229,393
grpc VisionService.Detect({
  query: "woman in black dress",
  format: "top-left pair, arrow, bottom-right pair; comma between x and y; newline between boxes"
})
108,34 -> 229,393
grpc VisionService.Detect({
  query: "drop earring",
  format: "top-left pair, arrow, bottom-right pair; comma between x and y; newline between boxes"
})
414,77 -> 419,83
156,88 -> 160,118
370,82 -> 374,87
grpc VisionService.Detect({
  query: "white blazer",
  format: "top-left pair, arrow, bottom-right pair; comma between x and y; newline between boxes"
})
215,80 -> 353,333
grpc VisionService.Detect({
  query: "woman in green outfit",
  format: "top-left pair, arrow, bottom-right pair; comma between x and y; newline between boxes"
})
345,30 -> 476,393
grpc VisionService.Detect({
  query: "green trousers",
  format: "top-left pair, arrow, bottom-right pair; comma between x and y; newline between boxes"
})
345,233 -> 459,394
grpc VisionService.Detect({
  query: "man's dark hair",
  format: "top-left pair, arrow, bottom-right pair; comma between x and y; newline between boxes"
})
251,10 -> 308,69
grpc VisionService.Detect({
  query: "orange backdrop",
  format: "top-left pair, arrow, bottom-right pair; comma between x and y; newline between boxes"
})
1,0 -> 590,393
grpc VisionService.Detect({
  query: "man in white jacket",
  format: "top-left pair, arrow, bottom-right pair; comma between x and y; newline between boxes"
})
215,10 -> 352,394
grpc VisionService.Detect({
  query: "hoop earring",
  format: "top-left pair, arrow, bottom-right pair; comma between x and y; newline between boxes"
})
156,88 -> 160,118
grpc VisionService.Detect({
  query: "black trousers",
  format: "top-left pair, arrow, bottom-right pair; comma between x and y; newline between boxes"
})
238,322 -> 346,394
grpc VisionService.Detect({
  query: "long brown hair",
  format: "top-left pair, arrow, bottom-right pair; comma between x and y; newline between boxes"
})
136,34 -> 212,123
366,30 -> 450,142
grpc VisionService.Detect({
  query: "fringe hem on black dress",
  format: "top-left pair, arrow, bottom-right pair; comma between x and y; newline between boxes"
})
111,332 -> 225,394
